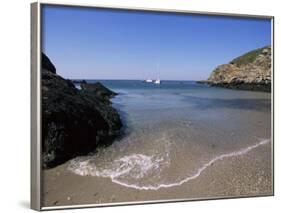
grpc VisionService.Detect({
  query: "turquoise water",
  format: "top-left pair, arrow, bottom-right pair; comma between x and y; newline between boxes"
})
69,80 -> 271,190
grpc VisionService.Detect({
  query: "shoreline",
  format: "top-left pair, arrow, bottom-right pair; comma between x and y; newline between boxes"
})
42,138 -> 272,207
196,81 -> 271,92
69,138 -> 271,191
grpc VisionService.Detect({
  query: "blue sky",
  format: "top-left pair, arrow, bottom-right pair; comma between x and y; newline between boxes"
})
42,5 -> 271,80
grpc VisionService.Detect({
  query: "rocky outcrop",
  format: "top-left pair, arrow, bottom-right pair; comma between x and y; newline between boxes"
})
205,46 -> 271,92
41,53 -> 122,168
42,53 -> 56,74
81,81 -> 117,99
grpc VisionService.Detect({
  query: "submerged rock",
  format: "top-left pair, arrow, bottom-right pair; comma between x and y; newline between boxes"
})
41,53 -> 122,168
204,46 -> 271,92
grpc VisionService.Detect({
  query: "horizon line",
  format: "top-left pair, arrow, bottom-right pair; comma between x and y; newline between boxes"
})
68,78 -> 203,81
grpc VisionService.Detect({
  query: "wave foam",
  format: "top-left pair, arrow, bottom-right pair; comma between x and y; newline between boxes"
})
68,138 -> 270,190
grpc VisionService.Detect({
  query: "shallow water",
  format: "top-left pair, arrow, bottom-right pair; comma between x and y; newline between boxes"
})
69,80 -> 271,190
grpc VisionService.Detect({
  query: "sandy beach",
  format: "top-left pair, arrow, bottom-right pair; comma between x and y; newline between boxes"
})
42,137 -> 272,207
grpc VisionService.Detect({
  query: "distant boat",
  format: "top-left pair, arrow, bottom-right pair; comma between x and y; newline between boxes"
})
154,78 -> 161,84
145,79 -> 153,83
145,64 -> 161,84
154,64 -> 161,84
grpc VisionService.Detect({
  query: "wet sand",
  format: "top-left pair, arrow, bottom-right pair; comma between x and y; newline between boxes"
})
42,140 -> 272,207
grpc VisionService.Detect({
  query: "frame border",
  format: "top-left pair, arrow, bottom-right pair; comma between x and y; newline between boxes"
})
31,2 -> 42,211
31,1 -> 274,211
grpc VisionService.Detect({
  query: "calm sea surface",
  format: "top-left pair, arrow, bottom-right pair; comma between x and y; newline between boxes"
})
69,80 -> 271,190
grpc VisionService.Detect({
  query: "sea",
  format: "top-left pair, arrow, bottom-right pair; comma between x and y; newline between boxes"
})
68,80 -> 271,190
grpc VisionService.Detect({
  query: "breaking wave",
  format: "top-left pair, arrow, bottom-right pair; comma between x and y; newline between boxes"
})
68,138 -> 270,190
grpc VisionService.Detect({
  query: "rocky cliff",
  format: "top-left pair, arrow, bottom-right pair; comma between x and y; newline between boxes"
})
41,53 -> 122,168
205,46 -> 271,92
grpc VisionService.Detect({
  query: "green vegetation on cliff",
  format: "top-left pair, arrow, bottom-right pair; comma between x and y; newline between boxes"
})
230,46 -> 270,67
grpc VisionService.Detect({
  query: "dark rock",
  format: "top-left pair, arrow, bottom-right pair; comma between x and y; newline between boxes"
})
42,52 -> 56,74
71,80 -> 83,84
41,54 -> 122,168
207,82 -> 271,92
81,81 -> 118,100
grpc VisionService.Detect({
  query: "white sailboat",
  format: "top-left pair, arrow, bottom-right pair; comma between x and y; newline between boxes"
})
154,64 -> 161,84
154,78 -> 161,84
145,79 -> 153,83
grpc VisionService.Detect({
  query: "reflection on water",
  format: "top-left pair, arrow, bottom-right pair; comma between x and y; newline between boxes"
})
182,96 -> 271,111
